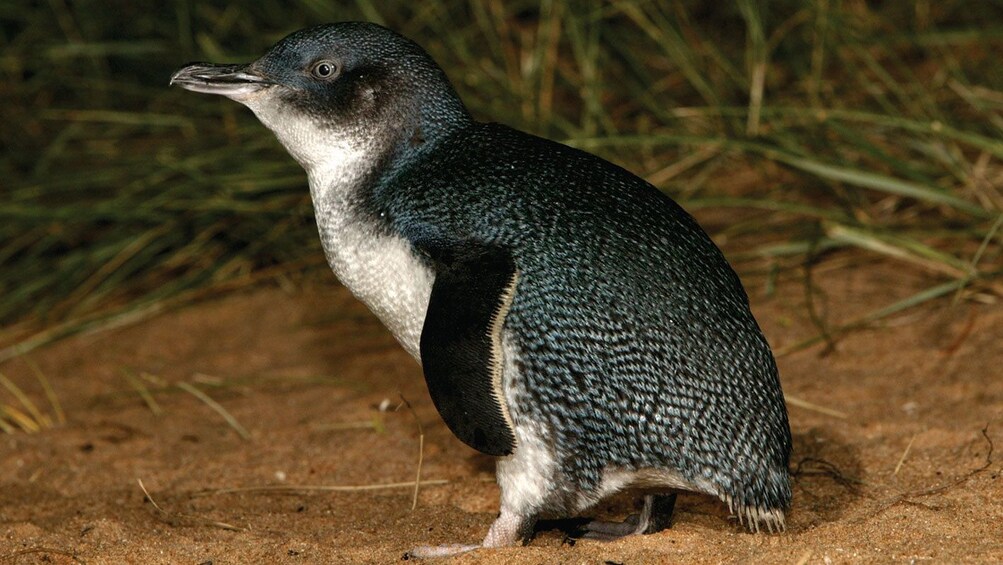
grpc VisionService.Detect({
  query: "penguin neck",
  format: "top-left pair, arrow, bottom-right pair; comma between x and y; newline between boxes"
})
378,111 -> 470,184
304,114 -> 471,214
243,86 -> 470,215
371,71 -> 473,183
300,119 -> 467,212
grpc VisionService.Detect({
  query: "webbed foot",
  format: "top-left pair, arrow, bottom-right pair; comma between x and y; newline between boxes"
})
403,544 -> 479,560
405,507 -> 536,559
578,493 -> 677,541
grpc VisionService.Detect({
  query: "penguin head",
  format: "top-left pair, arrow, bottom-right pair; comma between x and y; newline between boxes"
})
171,22 -> 470,173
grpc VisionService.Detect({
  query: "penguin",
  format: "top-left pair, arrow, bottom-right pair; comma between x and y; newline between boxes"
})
171,22 -> 792,557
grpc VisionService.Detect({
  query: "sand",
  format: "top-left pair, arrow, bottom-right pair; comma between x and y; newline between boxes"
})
1,261 -> 1001,564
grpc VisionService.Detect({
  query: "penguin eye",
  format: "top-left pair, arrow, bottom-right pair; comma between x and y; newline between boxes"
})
310,60 -> 341,80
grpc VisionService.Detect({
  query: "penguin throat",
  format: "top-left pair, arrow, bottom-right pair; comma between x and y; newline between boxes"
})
240,96 -> 377,201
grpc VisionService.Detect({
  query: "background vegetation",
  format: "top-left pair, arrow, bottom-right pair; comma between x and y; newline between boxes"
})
2,0 -> 1002,360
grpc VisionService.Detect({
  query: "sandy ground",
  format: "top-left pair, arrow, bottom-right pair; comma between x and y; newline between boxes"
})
0,260 -> 1001,564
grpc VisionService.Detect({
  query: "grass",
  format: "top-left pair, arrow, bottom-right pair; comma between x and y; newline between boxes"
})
176,380 -> 252,440
1,1 -> 1002,355
0,357 -> 64,433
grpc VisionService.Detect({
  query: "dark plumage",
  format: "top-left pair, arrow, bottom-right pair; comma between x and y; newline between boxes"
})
380,122 -> 791,510
171,21 -> 792,557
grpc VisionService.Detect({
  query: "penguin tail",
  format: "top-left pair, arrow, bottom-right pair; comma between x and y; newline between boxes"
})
722,493 -> 788,533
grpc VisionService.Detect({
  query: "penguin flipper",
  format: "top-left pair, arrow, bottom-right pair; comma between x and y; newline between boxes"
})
418,243 -> 518,456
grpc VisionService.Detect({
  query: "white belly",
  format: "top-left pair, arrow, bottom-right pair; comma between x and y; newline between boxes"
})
318,216 -> 434,360
245,96 -> 435,361
310,185 -> 434,362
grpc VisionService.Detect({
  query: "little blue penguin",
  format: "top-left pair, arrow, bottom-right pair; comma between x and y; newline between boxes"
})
171,22 -> 792,557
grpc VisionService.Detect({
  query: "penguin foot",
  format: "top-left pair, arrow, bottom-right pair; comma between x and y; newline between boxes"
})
405,507 -> 535,559
403,544 -> 479,560
578,493 -> 677,541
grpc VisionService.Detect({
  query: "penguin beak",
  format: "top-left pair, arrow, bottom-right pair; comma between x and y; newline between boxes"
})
170,63 -> 273,100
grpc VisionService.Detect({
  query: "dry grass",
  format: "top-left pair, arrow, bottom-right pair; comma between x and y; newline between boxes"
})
2,1 -> 1001,356
0,357 -> 63,433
